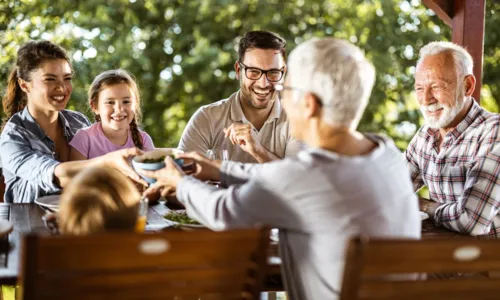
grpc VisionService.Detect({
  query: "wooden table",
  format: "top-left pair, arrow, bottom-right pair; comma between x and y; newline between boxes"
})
0,202 -> 283,290
0,203 -> 476,288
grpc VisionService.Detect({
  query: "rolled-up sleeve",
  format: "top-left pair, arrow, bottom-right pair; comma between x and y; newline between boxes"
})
433,133 -> 500,236
0,131 -> 61,193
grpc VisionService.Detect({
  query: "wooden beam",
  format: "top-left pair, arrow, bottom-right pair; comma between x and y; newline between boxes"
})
422,0 -> 453,27
452,0 -> 485,102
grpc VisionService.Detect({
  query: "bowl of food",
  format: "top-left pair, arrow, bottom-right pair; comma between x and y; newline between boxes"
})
163,210 -> 205,230
132,148 -> 184,184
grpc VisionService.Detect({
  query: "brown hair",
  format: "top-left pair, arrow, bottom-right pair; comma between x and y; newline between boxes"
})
1,40 -> 71,129
238,31 -> 287,63
88,69 -> 144,149
59,167 -> 140,236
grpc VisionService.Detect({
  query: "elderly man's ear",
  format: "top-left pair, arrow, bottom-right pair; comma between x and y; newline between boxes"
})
464,74 -> 476,97
303,93 -> 322,119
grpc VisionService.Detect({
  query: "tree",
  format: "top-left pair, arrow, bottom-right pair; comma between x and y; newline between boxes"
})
1,0 -> 499,149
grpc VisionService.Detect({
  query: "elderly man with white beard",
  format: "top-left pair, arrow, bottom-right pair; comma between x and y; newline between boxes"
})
406,41 -> 500,237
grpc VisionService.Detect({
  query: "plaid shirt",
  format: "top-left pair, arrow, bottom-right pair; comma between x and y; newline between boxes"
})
405,100 -> 500,237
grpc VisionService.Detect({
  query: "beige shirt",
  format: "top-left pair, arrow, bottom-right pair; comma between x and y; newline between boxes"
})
178,91 -> 302,163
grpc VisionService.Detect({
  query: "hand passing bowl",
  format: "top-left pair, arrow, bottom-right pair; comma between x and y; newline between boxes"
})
132,148 -> 185,184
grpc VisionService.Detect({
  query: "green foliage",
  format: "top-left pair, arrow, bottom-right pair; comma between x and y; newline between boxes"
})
1,0 -> 499,149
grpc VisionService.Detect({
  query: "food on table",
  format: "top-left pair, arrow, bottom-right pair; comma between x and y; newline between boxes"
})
164,211 -> 201,225
141,154 -> 175,163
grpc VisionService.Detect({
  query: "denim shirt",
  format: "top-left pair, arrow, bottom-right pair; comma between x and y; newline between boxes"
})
0,107 -> 91,203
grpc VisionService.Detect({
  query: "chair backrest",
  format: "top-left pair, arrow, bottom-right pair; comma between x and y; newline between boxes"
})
340,236 -> 500,300
19,228 -> 270,300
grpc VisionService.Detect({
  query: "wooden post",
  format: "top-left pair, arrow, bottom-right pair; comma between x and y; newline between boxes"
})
451,0 -> 486,102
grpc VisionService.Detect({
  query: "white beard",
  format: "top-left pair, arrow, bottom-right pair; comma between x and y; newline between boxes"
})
421,89 -> 466,129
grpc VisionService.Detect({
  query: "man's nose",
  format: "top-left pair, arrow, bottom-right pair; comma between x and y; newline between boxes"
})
255,73 -> 271,88
421,87 -> 435,105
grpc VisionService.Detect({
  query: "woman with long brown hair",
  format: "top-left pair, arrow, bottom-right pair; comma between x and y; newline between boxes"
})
0,40 -> 146,203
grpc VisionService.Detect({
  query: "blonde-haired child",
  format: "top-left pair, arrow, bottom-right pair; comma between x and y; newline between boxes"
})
59,167 -> 140,235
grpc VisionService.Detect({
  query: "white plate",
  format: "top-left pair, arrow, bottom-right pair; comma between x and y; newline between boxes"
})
420,211 -> 429,221
163,210 -> 205,230
35,195 -> 60,211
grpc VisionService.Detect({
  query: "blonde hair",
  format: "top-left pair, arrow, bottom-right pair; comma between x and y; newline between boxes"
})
88,69 -> 145,149
59,167 -> 140,236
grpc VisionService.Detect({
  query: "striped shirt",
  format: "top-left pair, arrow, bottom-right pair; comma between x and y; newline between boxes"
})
405,100 -> 500,237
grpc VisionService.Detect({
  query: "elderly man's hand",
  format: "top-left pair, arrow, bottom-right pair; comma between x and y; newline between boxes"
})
177,151 -> 222,182
101,147 -> 148,187
140,156 -> 186,198
419,197 -> 441,219
224,123 -> 263,155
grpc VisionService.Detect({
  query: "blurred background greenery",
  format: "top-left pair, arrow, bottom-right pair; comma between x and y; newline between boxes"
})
1,0 -> 499,148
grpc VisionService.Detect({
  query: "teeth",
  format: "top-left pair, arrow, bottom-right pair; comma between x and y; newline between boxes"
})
52,96 -> 64,101
254,90 -> 269,96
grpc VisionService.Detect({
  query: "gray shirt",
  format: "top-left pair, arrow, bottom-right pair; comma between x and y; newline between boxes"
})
0,107 -> 91,203
177,90 -> 302,163
177,134 -> 421,300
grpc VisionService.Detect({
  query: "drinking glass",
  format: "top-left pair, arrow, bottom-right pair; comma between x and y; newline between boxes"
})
205,149 -> 228,161
135,196 -> 148,232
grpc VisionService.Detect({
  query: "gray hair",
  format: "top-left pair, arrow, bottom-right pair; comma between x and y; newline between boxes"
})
287,38 -> 375,128
417,41 -> 473,78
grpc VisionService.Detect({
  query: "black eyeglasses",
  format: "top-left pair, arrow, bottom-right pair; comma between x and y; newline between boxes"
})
238,61 -> 285,82
275,84 -> 324,107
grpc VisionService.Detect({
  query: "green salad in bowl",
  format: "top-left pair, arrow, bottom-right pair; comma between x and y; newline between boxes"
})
132,148 -> 184,184
164,211 -> 204,229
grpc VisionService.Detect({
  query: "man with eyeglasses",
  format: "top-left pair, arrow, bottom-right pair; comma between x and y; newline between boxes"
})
178,30 -> 302,163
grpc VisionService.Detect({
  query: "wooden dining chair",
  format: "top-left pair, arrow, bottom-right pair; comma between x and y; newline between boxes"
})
340,236 -> 500,300
18,228 -> 270,300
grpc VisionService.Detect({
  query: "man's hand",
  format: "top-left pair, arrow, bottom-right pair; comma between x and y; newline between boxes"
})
100,147 -> 148,187
178,151 -> 222,182
223,123 -> 279,163
140,156 -> 186,198
419,197 -> 441,219
224,123 -> 263,155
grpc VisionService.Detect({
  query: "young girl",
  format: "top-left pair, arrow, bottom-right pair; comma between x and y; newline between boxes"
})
59,166 -> 140,235
0,41 -> 145,203
69,69 -> 155,160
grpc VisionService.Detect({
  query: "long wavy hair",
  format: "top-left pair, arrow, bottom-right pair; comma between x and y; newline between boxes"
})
88,69 -> 145,149
1,40 -> 71,130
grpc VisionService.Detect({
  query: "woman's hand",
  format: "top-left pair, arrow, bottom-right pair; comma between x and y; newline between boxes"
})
177,151 -> 222,182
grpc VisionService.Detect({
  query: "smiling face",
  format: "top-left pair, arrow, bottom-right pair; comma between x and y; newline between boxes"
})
21,59 -> 73,114
92,83 -> 137,132
235,48 -> 285,110
415,53 -> 466,129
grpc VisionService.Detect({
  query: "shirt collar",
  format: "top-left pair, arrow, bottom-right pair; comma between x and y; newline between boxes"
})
20,107 -> 73,140
422,99 -> 481,141
230,90 -> 282,123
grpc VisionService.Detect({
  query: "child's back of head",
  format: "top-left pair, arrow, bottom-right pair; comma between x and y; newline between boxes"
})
59,167 -> 140,235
